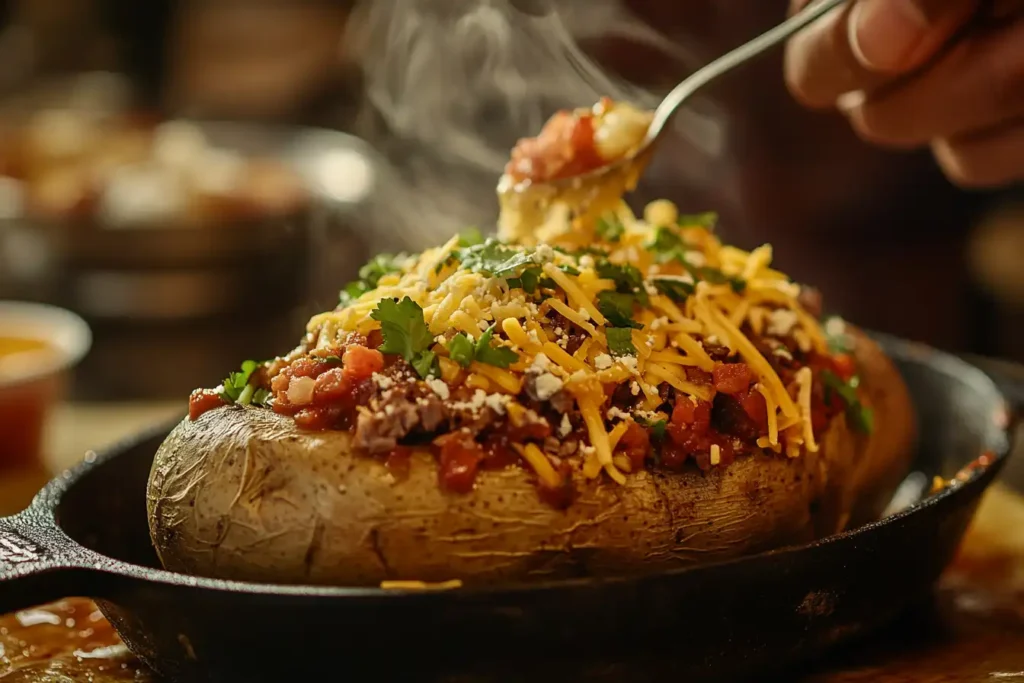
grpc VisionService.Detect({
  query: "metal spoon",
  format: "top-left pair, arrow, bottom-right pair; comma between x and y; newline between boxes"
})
514,0 -> 847,194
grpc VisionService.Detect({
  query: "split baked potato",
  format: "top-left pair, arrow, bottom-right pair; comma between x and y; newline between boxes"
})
147,99 -> 916,587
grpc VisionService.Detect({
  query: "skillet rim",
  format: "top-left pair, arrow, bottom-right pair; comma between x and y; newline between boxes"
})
30,333 -> 1015,600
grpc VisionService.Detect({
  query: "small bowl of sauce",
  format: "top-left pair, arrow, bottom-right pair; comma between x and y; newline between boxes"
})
0,301 -> 91,469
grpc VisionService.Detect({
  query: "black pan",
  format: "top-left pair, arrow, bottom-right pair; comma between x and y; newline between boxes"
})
0,335 -> 1018,683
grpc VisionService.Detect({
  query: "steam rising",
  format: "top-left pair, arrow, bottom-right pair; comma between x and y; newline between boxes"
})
346,0 -> 718,249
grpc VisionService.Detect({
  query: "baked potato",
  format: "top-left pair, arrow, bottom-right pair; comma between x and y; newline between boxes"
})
147,100 -> 916,587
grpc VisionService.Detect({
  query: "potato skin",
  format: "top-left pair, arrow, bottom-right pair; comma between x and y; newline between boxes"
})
147,329 -> 915,586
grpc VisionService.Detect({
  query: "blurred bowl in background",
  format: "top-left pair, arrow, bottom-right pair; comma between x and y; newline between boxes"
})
0,301 -> 91,468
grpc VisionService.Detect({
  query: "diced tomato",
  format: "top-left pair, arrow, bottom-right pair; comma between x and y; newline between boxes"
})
670,399 -> 711,435
188,389 -> 225,421
619,421 -> 651,470
738,389 -> 769,433
480,433 -> 523,470
289,356 -> 333,379
505,110 -> 603,182
713,362 -> 752,394
342,345 -> 384,382
436,434 -> 485,494
270,372 -> 290,394
313,368 -> 351,402
692,437 -> 736,472
294,405 -> 343,431
385,446 -> 413,482
685,367 -> 714,387
832,353 -> 857,382
366,330 -> 384,350
660,441 -> 690,471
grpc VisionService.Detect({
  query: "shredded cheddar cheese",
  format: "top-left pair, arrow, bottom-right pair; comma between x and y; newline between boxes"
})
306,191 -> 836,487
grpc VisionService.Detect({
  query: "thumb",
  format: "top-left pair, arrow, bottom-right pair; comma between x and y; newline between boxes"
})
848,0 -> 979,73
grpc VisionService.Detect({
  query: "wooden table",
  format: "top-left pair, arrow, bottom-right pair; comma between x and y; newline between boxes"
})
0,403 -> 1021,682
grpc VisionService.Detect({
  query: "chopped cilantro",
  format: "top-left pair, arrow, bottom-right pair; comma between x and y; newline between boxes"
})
559,264 -> 581,276
596,259 -> 649,305
323,355 -> 343,364
553,245 -> 610,258
446,325 -> 519,369
338,253 -> 409,306
457,227 -> 485,247
652,277 -> 694,302
606,327 -> 637,356
507,266 -> 542,294
677,211 -> 718,230
370,297 -> 437,379
446,334 -> 476,367
219,360 -> 269,406
634,413 -> 668,441
822,370 -> 874,434
648,226 -> 684,253
597,291 -> 642,329
595,214 -> 624,242
681,263 -> 746,293
458,238 -> 535,277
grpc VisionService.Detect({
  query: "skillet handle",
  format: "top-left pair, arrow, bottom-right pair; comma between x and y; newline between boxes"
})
0,511 -> 99,614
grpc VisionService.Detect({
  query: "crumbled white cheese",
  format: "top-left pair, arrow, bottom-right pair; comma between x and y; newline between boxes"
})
531,353 -> 551,371
650,316 -> 669,330
579,307 -> 591,321
483,393 -> 509,415
554,327 -> 564,336
774,346 -> 794,361
607,407 -> 631,421
434,335 -> 447,344
426,378 -> 450,400
825,316 -> 846,337
579,255 -> 595,269
594,353 -> 613,370
618,356 -> 639,372
631,381 -> 641,396
527,329 -> 541,344
644,282 -> 659,297
767,309 -> 799,337
534,244 -> 555,262
534,373 -> 564,401
706,335 -> 721,345
558,414 -> 572,437
373,373 -> 394,390
557,337 -> 569,349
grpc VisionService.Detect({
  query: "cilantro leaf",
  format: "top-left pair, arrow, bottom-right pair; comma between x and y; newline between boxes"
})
652,277 -> 694,302
338,253 -> 409,306
474,326 -> 519,368
447,334 -> 476,368
634,414 -> 668,442
411,351 -> 438,380
824,316 -> 854,355
506,266 -> 542,294
677,211 -> 718,230
822,370 -> 874,434
219,360 -> 269,406
681,263 -> 746,293
446,325 -> 519,369
648,226 -> 684,253
596,260 -> 648,305
596,214 -> 624,242
606,327 -> 637,356
457,227 -> 485,247
370,297 -> 436,378
458,239 -> 535,277
559,264 -> 580,276
597,291 -> 642,329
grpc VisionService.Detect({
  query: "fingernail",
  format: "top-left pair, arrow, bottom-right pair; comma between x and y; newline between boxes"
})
849,0 -> 929,71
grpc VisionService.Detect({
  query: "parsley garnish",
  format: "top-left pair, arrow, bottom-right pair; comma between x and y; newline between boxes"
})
457,227 -> 485,247
634,414 -> 668,442
559,264 -> 581,276
458,238 -> 535,277
596,214 -> 624,242
446,325 -> 519,369
652,277 -> 694,302
597,291 -> 642,329
596,259 -> 649,305
822,370 -> 874,434
677,212 -> 718,230
606,327 -> 637,356
507,266 -> 543,293
648,226 -> 684,254
680,263 -> 746,293
338,253 -> 410,306
219,361 -> 270,406
370,297 -> 438,379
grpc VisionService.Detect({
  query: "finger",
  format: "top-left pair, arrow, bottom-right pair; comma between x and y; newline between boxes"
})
784,0 -> 980,109
932,120 -> 1024,188
848,20 -> 1024,147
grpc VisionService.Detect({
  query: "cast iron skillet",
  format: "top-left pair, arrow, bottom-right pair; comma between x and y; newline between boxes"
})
0,335 -> 1018,683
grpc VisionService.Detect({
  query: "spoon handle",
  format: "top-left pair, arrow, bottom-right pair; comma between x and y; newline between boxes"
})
646,0 -> 847,142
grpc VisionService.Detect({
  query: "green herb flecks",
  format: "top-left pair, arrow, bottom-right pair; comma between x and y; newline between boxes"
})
220,360 -> 270,406
606,327 -> 638,356
596,213 -> 625,242
597,291 -> 643,329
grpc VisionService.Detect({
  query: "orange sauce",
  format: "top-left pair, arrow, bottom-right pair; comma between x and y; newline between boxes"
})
0,336 -> 63,468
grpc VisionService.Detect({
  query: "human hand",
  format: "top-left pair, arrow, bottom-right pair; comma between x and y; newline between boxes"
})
784,0 -> 1024,188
